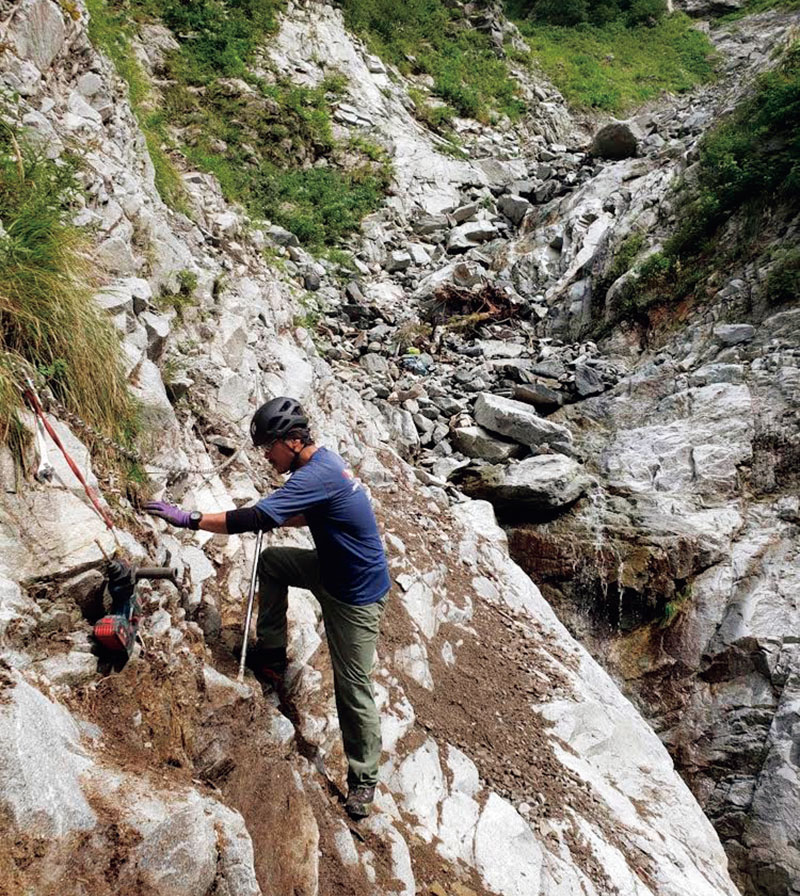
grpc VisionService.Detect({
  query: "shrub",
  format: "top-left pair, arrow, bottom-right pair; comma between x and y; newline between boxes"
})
765,248 -> 800,306
668,41 -> 800,258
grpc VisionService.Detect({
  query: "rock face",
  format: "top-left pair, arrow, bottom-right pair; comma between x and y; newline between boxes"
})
508,308 -> 800,895
0,0 -> 795,894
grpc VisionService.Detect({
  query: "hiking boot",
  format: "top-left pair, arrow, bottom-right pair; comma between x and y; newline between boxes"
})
345,784 -> 375,820
244,643 -> 287,688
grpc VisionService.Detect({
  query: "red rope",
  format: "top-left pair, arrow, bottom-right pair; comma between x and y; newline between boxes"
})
23,386 -> 115,531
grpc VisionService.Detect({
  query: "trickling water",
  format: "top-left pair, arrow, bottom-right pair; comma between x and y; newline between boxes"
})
584,483 -> 627,629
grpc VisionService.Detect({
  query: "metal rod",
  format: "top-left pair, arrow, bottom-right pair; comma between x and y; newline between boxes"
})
134,566 -> 180,582
237,529 -> 263,683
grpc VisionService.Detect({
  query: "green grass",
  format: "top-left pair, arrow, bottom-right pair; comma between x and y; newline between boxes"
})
86,0 -> 187,211
337,0 -> 526,123
122,0 -> 285,86
0,110 -> 138,454
87,0 -> 390,248
155,269 -> 199,319
516,14 -> 715,113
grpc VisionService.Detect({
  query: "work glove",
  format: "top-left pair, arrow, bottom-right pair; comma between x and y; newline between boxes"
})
144,501 -> 192,528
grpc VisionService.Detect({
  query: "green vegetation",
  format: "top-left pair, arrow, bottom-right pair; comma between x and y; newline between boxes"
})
0,110 -> 137,455
661,583 -> 692,627
514,14 -> 715,112
122,0 -> 284,84
87,0 -> 390,248
669,43 -> 800,258
156,269 -> 199,319
766,248 -> 800,307
595,231 -> 645,295
85,0 -> 186,210
508,0 -> 668,28
337,0 -> 526,123
720,0 -> 800,20
600,42 -> 800,326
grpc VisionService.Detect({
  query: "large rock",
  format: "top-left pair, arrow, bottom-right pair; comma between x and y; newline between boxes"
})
10,0 -> 66,72
474,393 -> 574,455
447,221 -> 499,253
130,801 -> 218,896
474,793 -> 543,896
459,454 -> 593,510
452,425 -> 523,462
591,122 -> 639,160
497,194 -> 532,226
0,672 -> 96,837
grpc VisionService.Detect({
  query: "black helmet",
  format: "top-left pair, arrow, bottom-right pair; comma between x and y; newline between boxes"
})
250,397 -> 308,446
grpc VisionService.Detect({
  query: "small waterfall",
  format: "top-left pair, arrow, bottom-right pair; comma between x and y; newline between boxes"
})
584,482 -> 626,630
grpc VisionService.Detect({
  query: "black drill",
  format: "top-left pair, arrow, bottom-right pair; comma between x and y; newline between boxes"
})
93,560 -> 178,655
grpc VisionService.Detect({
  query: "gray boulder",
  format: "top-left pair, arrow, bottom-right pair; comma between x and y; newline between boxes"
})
459,454 -> 592,510
452,425 -> 523,462
447,221 -> 498,254
474,393 -> 574,455
0,672 -> 96,837
591,123 -> 639,160
574,363 -> 605,397
512,383 -> 563,414
714,323 -> 755,345
10,0 -> 66,72
497,194 -> 531,227
130,801 -> 218,896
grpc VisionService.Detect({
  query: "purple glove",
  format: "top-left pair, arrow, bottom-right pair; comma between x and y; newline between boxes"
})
144,501 -> 192,528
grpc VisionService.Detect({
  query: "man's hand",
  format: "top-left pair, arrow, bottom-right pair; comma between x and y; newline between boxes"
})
144,501 -> 192,528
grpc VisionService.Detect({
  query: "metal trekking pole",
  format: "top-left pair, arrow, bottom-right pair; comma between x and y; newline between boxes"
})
237,529 -> 263,683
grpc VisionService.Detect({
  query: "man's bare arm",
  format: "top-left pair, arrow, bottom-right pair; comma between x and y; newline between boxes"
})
198,511 -> 228,534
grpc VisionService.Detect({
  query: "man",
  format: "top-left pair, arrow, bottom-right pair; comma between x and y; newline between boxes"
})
144,396 -> 391,819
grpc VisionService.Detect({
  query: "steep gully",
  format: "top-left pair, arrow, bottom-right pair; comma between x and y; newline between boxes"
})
0,1 -> 796,894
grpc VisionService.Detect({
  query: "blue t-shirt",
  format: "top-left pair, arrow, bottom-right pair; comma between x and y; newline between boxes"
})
255,447 -> 390,606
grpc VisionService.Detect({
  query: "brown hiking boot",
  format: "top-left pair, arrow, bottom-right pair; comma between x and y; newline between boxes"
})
345,784 -> 375,820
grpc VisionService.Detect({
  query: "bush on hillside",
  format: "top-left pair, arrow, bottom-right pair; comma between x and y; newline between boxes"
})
669,42 -> 800,258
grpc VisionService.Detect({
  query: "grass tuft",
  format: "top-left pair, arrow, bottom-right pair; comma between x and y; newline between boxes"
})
0,108 -> 138,454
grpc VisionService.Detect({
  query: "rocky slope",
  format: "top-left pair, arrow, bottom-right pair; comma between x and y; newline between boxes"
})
0,0 -> 794,894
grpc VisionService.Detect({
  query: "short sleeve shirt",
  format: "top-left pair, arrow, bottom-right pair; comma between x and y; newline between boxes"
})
255,448 -> 390,606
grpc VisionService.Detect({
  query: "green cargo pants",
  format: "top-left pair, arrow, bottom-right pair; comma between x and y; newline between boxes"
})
256,546 -> 387,787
